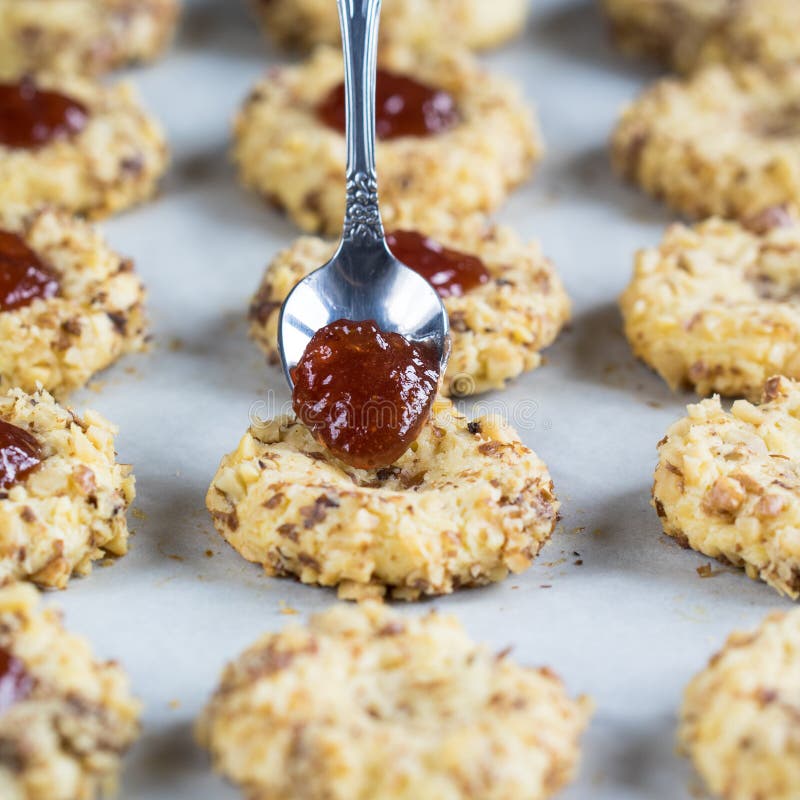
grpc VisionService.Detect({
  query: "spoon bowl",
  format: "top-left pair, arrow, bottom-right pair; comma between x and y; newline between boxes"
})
277,0 -> 450,388
279,239 -> 450,385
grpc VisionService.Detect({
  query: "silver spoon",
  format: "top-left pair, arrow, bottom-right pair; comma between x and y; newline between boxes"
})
277,0 -> 450,388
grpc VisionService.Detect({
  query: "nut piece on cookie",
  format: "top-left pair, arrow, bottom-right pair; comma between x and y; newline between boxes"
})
249,218 -> 570,397
0,74 -> 168,218
0,387 -> 135,589
601,0 -> 800,74
0,0 -> 180,78
252,0 -> 528,52
0,583 -> 140,800
0,206 -> 149,396
680,608 -> 800,800
206,397 -> 559,601
653,375 -> 800,598
612,64 -> 800,221
620,210 -> 800,400
233,44 -> 542,235
197,602 -> 592,800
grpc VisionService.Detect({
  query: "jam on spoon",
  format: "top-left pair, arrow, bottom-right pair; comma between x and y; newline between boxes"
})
0,648 -> 33,714
317,68 -> 458,140
386,230 -> 490,298
0,420 -> 43,490
0,230 -> 60,312
291,319 -> 439,469
0,79 -> 89,150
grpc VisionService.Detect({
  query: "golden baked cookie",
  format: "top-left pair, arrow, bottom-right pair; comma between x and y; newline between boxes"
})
0,0 -> 180,78
680,608 -> 800,800
620,210 -> 800,401
601,0 -> 800,73
600,0 -> 728,71
253,0 -> 528,52
0,206 -> 148,397
206,397 -> 559,601
653,375 -> 800,598
0,74 -> 168,218
249,220 -> 571,397
0,387 -> 135,589
612,64 -> 800,221
0,583 -> 140,800
233,44 -> 542,235
197,602 -> 592,800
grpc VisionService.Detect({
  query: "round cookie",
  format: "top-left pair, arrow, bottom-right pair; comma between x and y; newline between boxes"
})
653,375 -> 800,598
249,220 -> 571,397
233,44 -> 542,235
620,210 -> 800,401
0,206 -> 148,397
0,74 -> 167,218
206,397 -> 559,601
252,0 -> 528,52
696,0 -> 800,73
601,0 -> 727,72
680,608 -> 800,800
601,0 -> 800,74
0,0 -> 180,78
197,602 -> 591,800
612,64 -> 800,221
0,583 -> 140,800
0,387 -> 135,589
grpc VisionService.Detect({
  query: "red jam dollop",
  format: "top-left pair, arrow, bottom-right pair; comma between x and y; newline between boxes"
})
0,647 -> 33,714
0,230 -> 60,312
386,230 -> 490,298
291,319 -> 439,469
0,79 -> 89,150
317,69 -> 458,140
0,420 -> 43,490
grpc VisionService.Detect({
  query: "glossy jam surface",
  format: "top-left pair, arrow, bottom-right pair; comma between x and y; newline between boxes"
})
0,80 -> 88,150
0,231 -> 60,312
386,230 -> 490,298
317,69 -> 458,140
0,420 -> 43,490
0,648 -> 33,714
291,319 -> 439,469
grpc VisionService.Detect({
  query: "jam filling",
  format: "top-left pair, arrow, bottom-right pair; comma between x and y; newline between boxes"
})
386,230 -> 490,298
0,79 -> 89,150
291,319 -> 439,469
317,68 -> 458,140
0,647 -> 33,714
0,230 -> 60,312
0,420 -> 43,490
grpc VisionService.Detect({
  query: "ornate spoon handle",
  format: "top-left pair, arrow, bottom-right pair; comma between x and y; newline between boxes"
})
338,0 -> 384,245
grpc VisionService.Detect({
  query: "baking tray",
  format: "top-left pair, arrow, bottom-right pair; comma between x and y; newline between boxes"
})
50,0 -> 793,797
